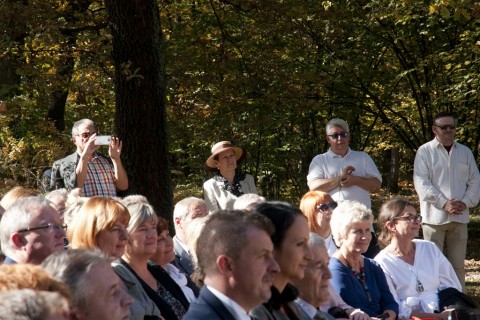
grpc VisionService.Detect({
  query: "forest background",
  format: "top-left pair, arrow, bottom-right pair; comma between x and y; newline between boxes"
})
1,2 -> 480,219
2,0 -> 480,300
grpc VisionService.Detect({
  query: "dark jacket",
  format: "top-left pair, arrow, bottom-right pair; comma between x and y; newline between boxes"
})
183,286 -> 237,320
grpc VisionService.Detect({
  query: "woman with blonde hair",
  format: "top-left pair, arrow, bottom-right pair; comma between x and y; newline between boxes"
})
68,197 -> 130,260
112,199 -> 189,320
299,190 -> 338,256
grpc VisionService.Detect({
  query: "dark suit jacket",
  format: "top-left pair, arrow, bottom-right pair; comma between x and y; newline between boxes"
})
183,287 -> 237,320
173,236 -> 194,276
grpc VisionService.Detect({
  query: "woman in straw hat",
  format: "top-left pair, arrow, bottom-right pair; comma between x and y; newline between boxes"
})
203,141 -> 257,213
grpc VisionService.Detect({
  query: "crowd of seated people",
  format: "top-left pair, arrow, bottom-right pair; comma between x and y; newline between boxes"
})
0,160 -> 472,320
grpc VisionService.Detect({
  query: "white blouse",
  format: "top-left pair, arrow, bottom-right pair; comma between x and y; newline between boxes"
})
374,239 -> 461,318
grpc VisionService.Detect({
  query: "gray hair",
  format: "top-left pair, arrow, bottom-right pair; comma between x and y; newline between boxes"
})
330,200 -> 373,246
326,118 -> 349,135
0,289 -> 69,320
308,232 -> 326,248
71,119 -> 95,137
173,197 -> 205,220
233,193 -> 266,211
120,200 -> 158,233
0,196 -> 53,256
42,249 -> 109,310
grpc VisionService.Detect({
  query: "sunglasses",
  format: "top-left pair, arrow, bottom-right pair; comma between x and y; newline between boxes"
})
316,202 -> 338,211
75,131 -> 96,139
434,124 -> 456,131
327,132 -> 349,140
394,214 -> 422,223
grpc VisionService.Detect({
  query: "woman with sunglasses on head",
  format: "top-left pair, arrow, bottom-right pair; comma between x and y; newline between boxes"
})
301,191 -> 371,320
374,197 -> 461,320
300,191 -> 338,256
329,200 -> 398,320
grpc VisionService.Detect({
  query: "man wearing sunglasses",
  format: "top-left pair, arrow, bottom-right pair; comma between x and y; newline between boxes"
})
307,118 -> 382,210
49,118 -> 128,197
0,196 -> 66,264
414,111 -> 480,290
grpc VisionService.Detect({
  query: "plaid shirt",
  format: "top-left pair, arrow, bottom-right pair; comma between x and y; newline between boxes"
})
83,153 -> 117,197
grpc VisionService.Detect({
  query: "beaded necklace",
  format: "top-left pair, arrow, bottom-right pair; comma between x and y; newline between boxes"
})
351,265 -> 372,302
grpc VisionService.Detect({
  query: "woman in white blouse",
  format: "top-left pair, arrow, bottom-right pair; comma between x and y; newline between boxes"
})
375,197 -> 461,320
203,141 -> 256,213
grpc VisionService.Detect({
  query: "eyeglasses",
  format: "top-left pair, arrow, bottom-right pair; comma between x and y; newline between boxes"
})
327,132 -> 349,140
75,131 -> 95,139
316,202 -> 338,211
17,223 -> 67,233
394,214 -> 422,223
434,124 -> 456,131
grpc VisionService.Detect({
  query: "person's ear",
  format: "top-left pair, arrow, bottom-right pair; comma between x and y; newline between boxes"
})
217,255 -> 234,275
174,217 -> 182,227
11,232 -> 26,248
385,220 -> 396,232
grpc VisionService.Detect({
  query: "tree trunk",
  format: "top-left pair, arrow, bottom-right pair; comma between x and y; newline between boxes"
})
382,148 -> 399,193
104,0 -> 173,221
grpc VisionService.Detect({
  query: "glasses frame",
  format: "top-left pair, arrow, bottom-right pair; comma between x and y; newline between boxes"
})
17,222 -> 67,233
393,214 -> 422,223
74,131 -> 96,139
316,202 -> 338,212
327,132 -> 349,140
434,124 -> 456,131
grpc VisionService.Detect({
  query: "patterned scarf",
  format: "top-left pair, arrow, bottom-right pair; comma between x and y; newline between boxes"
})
213,170 -> 246,197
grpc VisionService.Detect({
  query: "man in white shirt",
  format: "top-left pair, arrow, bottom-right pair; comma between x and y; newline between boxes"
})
414,112 -> 480,290
307,118 -> 381,210
173,197 -> 209,275
307,118 -> 382,258
183,211 -> 280,320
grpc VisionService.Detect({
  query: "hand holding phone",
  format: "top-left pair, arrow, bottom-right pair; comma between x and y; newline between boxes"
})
94,135 -> 112,146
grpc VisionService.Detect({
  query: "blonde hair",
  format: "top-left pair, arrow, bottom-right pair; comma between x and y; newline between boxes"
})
0,186 -> 38,210
0,264 -> 71,301
68,197 -> 130,251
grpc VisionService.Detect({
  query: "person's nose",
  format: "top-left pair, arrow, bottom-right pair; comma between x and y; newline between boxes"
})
121,289 -> 134,307
119,229 -> 129,240
268,257 -> 280,273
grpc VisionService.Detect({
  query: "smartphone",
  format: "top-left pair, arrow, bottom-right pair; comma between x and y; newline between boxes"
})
94,135 -> 112,146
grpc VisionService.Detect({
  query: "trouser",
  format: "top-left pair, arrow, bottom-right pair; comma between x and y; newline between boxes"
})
422,222 -> 467,291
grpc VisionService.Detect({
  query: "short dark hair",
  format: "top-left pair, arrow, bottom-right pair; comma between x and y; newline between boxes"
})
251,201 -> 304,248
196,211 -> 274,276
434,112 -> 456,123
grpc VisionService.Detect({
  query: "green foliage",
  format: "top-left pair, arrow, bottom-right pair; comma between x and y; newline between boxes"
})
1,0 -> 480,203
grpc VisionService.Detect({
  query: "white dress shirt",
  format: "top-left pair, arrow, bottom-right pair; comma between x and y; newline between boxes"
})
413,139 -> 480,224
207,286 -> 251,320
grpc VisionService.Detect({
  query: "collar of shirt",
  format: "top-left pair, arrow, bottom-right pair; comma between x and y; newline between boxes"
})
432,137 -> 457,149
327,147 -> 351,158
207,285 -> 251,320
174,235 -> 190,254
294,297 -> 317,319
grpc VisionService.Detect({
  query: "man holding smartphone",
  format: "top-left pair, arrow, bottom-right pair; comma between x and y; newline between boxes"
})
50,119 -> 128,197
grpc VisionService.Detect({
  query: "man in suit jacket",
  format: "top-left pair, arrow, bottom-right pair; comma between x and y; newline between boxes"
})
183,211 -> 280,320
173,197 -> 208,275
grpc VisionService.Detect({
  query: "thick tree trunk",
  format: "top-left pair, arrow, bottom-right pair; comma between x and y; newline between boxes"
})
382,148 -> 399,193
104,0 -> 173,220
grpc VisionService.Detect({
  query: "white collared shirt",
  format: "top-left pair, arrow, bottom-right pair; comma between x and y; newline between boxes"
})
414,139 -> 480,224
307,148 -> 381,209
207,286 -> 251,320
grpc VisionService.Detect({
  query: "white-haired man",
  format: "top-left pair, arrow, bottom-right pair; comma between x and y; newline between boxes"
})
173,197 -> 209,275
50,118 -> 128,197
0,196 -> 66,264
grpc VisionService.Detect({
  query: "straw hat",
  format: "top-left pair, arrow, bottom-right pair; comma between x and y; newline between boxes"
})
205,141 -> 246,170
